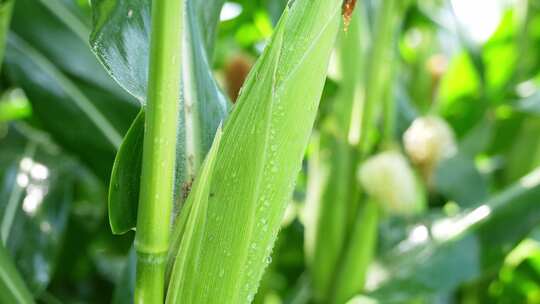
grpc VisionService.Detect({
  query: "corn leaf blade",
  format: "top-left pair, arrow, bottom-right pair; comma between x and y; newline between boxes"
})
166,129 -> 222,303
0,242 -> 34,304
304,135 -> 355,302
108,110 -> 144,233
369,168 -> 540,302
166,0 -> 342,302
4,0 -> 138,181
0,126 -> 78,295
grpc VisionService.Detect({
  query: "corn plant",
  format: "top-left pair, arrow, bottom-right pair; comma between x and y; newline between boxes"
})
92,0 -> 343,302
2,0 -> 540,303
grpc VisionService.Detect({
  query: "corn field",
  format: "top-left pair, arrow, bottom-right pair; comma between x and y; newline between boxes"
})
1,0 -> 540,303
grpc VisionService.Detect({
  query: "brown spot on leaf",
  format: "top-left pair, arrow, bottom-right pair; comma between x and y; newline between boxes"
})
181,178 -> 194,201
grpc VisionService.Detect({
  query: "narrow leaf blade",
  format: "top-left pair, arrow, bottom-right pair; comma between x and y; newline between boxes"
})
108,110 -> 144,234
167,0 -> 342,302
0,242 -> 34,304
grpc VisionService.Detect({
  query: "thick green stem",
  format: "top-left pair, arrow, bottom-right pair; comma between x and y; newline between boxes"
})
305,13 -> 365,302
381,73 -> 397,148
330,1 -> 403,302
134,0 -> 184,302
357,0 -> 400,156
332,200 -> 379,304
335,11 -> 364,141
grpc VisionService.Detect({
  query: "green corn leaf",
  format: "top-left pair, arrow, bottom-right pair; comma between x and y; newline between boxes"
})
0,242 -> 34,304
304,134 -> 356,302
4,0 -> 138,181
166,0 -> 342,302
330,1 -> 408,302
90,0 -> 230,234
503,118 -> 540,183
0,125 -> 78,295
368,167 -> 540,302
434,152 -> 488,207
332,10 -> 367,141
167,128 -> 222,303
333,200 -> 379,304
303,11 -> 366,302
108,110 -> 144,233
0,0 -> 13,69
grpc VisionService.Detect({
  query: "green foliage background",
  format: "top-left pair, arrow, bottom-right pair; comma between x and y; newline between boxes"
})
1,0 -> 540,303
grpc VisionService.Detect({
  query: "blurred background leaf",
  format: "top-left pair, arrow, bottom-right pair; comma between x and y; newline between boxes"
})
4,0 -> 138,181
369,167 -> 540,303
0,240 -> 33,304
0,125 -> 78,294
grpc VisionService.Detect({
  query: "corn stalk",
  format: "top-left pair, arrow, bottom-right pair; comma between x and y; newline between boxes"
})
305,1 -> 407,303
134,0 -> 183,302
331,1 -> 405,302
